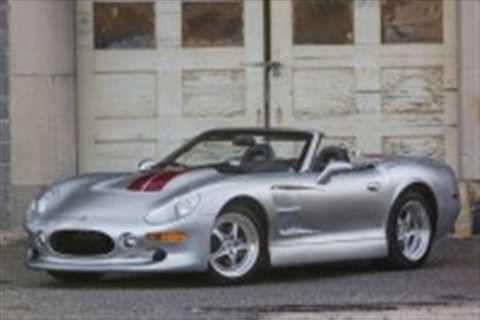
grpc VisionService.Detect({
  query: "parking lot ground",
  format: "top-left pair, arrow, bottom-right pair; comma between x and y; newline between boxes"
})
1,237 -> 479,320
260,304 -> 480,320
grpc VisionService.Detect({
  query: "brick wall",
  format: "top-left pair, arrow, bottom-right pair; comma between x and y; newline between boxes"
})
0,0 -> 9,229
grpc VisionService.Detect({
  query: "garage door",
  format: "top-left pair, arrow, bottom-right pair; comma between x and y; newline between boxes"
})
77,0 -> 458,173
76,0 -> 264,172
270,0 -> 458,171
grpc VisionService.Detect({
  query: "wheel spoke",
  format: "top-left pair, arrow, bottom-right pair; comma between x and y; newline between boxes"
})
404,211 -> 413,227
227,251 -> 237,267
231,223 -> 239,241
235,243 -> 250,252
407,233 -> 416,248
211,246 -> 229,261
400,232 -> 411,252
212,228 -> 226,242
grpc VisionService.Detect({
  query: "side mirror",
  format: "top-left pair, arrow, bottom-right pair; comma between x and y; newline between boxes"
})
138,159 -> 156,172
316,161 -> 353,184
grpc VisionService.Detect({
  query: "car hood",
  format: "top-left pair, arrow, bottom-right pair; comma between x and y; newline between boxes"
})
39,168 -> 227,224
91,168 -> 225,195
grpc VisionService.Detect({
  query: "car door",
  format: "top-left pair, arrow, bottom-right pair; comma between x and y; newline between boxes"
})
295,165 -> 389,244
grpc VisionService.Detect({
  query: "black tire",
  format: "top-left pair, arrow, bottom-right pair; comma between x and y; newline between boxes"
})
207,204 -> 269,284
373,191 -> 435,270
48,271 -> 104,284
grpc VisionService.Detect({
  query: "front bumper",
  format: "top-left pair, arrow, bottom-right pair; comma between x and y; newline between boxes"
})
27,250 -> 202,273
25,214 -> 213,273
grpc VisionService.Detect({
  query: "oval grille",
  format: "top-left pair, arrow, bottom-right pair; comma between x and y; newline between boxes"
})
49,230 -> 114,256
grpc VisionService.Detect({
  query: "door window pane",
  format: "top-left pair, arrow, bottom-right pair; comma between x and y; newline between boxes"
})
182,1 -> 244,48
293,0 -> 354,45
94,2 -> 155,49
382,0 -> 443,43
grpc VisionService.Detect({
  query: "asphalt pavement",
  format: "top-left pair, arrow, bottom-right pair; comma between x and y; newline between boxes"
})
1,237 -> 479,320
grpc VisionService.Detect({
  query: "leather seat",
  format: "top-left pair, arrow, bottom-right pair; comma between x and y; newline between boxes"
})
313,146 -> 350,172
241,144 -> 275,166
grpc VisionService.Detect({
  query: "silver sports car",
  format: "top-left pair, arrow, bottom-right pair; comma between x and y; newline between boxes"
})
25,128 -> 461,284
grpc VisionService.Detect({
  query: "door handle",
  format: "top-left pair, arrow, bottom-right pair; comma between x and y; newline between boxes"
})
272,185 -> 314,191
269,61 -> 283,77
243,61 -> 283,77
367,181 -> 381,192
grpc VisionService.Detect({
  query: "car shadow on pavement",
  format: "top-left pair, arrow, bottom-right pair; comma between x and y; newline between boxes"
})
5,240 -> 460,290
33,261 -> 389,290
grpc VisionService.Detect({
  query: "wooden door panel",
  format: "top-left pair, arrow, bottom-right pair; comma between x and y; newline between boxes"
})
270,0 -> 458,171
77,0 -> 264,172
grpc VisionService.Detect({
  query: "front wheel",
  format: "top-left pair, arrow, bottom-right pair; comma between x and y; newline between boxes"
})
48,271 -> 104,284
208,207 -> 268,284
375,192 -> 434,270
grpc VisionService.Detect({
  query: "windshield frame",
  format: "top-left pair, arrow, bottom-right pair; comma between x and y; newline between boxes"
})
154,128 -> 319,173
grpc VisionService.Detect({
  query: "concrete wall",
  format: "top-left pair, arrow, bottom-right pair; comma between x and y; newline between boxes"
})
9,0 -> 77,228
459,0 -> 480,180
457,0 -> 480,237
0,0 -> 10,229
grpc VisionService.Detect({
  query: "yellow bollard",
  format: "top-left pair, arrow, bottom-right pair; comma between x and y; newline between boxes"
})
454,181 -> 479,239
470,181 -> 480,234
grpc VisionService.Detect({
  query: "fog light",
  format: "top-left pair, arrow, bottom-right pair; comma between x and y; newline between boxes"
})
120,233 -> 138,249
146,231 -> 186,242
152,249 -> 167,262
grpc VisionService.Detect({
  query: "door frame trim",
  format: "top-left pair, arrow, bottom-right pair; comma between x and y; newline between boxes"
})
263,0 -> 271,129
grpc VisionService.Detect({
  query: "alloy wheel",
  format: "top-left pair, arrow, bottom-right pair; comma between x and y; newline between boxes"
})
209,213 -> 260,279
396,199 -> 432,261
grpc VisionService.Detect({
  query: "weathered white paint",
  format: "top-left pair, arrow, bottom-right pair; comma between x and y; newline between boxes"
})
459,0 -> 480,180
182,69 -> 246,118
77,0 -> 264,172
383,135 -> 445,161
95,73 -> 157,119
94,141 -> 157,172
293,68 -> 356,119
77,0 -> 467,175
96,118 -> 158,142
382,67 -> 444,114
270,0 -> 458,171
10,0 -> 76,185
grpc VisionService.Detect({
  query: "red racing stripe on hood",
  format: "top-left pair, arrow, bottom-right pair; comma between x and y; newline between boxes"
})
127,170 -> 186,192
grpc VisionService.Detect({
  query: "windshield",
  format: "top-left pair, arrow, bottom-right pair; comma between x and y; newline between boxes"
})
157,130 -> 312,174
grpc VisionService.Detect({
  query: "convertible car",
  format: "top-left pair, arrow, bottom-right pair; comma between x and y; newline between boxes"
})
25,128 -> 460,283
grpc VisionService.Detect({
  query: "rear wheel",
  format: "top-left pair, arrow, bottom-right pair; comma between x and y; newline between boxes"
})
375,191 -> 434,270
48,271 -> 104,284
208,205 -> 268,284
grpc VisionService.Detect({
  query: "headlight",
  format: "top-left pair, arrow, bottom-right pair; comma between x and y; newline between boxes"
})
38,188 -> 61,213
26,188 -> 61,222
175,193 -> 201,218
26,200 -> 39,222
144,193 -> 202,225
